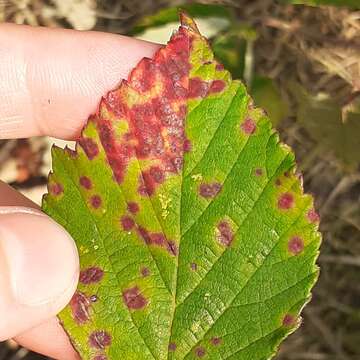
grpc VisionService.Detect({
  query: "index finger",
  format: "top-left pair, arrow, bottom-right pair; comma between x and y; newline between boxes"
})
0,23 -> 159,140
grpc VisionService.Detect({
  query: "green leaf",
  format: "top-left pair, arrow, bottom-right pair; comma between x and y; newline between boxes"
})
251,76 -> 289,127
281,0 -> 360,8
43,13 -> 321,360
294,86 -> 360,169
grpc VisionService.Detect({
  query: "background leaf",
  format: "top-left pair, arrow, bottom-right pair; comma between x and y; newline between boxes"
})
43,14 -> 321,360
251,76 -> 289,127
294,85 -> 360,169
130,4 -> 233,35
212,26 -> 257,81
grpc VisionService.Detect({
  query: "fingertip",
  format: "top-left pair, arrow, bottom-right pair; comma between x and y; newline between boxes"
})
0,24 -> 160,139
15,317 -> 80,360
0,207 -> 79,340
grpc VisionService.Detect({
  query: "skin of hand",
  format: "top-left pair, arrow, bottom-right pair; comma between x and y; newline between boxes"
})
0,23 -> 159,360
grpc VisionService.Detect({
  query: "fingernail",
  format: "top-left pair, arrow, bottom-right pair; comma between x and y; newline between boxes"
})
0,206 -> 79,306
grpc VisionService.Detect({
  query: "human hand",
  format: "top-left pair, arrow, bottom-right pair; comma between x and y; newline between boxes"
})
0,23 -> 158,360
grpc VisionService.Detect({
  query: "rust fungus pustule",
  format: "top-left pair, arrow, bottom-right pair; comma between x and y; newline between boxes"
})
79,176 -> 92,190
127,201 -> 140,214
93,355 -> 107,360
49,183 -> 63,196
79,137 -> 99,160
90,195 -> 102,209
282,314 -> 296,327
195,347 -> 206,358
70,292 -> 91,324
216,221 -> 234,247
288,236 -> 304,255
79,266 -> 104,285
211,337 -> 222,346
209,79 -> 226,94
307,208 -> 320,223
137,226 -> 177,256
278,192 -> 294,210
122,286 -> 147,310
183,138 -> 192,152
199,182 -> 222,199
89,330 -> 112,349
121,215 -> 135,231
241,118 -> 256,135
140,266 -> 150,277
188,77 -> 209,98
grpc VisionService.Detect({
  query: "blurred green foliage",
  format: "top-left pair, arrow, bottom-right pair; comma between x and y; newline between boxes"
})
130,3 -> 233,35
293,85 -> 360,168
251,77 -> 289,127
212,26 -> 256,79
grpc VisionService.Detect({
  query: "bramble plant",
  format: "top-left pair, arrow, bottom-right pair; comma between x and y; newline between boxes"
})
42,13 -> 321,360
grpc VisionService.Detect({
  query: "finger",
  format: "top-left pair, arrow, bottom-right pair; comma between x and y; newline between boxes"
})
0,23 -> 159,139
0,181 -> 79,345
15,317 -> 79,360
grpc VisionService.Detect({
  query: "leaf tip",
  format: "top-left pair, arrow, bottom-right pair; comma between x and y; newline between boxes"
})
179,10 -> 200,34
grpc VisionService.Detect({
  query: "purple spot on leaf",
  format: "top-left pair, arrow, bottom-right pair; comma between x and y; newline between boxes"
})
79,176 -> 92,189
89,330 -> 111,349
199,182 -> 222,199
79,266 -> 104,285
90,195 -> 102,209
140,266 -> 150,277
209,79 -> 226,94
122,286 -> 147,310
195,347 -> 206,358
278,192 -> 294,210
70,291 -> 90,324
121,215 -> 135,231
211,337 -> 222,346
168,342 -> 177,352
127,201 -> 140,214
188,77 -> 209,98
216,63 -> 224,71
50,183 -> 63,196
167,241 -> 178,256
307,208 -> 320,223
283,314 -> 296,327
149,165 -> 165,184
216,221 -> 234,247
183,138 -> 192,152
241,118 -> 256,135
79,137 -> 99,160
93,356 -> 107,360
288,236 -> 304,255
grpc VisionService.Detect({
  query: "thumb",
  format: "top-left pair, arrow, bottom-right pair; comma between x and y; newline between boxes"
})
0,206 -> 79,340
